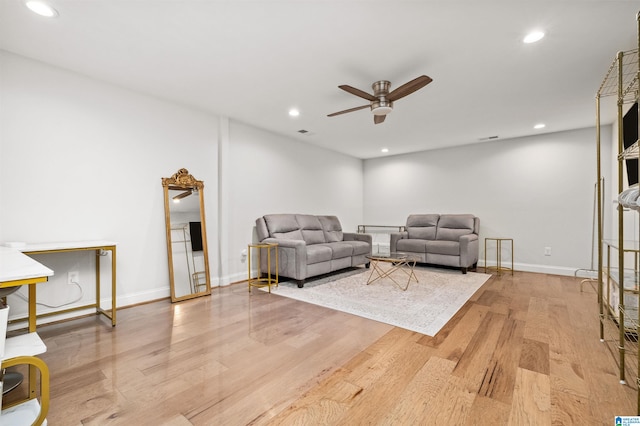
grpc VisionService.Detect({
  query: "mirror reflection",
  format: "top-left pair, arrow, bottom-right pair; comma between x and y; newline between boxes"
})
162,169 -> 211,302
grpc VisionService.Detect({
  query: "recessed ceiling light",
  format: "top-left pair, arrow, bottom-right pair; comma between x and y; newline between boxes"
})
534,123 -> 546,129
25,1 -> 59,17
288,108 -> 300,117
523,31 -> 545,44
381,148 -> 389,153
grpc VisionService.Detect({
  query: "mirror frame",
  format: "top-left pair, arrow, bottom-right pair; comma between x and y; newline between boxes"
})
162,168 -> 212,302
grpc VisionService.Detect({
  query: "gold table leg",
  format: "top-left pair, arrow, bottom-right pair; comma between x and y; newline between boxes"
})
248,243 -> 279,293
484,238 -> 514,275
28,284 -> 37,399
366,259 -> 418,291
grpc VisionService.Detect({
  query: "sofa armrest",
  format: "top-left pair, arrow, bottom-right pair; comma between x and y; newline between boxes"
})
459,233 -> 478,244
343,232 -> 372,245
389,231 -> 409,253
262,238 -> 307,280
459,234 -> 479,267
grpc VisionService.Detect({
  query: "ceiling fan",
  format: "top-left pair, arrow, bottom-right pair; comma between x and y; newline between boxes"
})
327,75 -> 433,124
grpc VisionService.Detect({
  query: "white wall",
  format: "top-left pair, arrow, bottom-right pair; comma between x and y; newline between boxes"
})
364,127 -> 610,275
0,51 -> 219,319
0,51 -> 365,319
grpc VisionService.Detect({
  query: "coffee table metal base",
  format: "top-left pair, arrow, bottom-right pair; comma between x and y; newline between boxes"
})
366,254 -> 418,291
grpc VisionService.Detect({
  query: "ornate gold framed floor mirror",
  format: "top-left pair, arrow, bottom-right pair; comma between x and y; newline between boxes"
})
162,168 -> 211,302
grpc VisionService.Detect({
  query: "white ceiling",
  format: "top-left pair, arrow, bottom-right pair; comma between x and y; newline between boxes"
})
1,1 -> 637,159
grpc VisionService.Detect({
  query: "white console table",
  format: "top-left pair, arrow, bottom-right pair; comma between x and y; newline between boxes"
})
19,241 -> 117,327
0,246 -> 53,333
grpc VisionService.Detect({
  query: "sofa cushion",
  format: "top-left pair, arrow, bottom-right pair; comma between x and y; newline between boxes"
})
396,238 -> 428,253
271,229 -> 304,240
319,242 -> 353,259
426,240 -> 460,256
406,214 -> 439,240
306,244 -> 333,264
318,215 -> 344,242
264,214 -> 298,233
436,214 -> 475,241
296,214 -> 326,245
342,240 -> 370,256
263,214 -> 303,240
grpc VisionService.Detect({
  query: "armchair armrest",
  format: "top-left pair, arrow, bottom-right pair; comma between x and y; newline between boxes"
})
389,231 -> 408,253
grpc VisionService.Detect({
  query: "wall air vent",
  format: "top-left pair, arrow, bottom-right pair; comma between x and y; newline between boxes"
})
478,135 -> 499,141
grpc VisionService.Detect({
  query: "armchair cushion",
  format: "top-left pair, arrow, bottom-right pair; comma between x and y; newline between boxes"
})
406,214 -> 439,240
397,239 -> 429,252
436,214 -> 476,241
426,240 -> 460,256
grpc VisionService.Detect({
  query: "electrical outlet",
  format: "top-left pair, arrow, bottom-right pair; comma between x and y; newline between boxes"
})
68,271 -> 79,285
544,247 -> 552,256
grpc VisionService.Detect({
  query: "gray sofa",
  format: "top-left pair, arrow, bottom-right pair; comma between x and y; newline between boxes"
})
390,214 -> 479,274
255,214 -> 372,287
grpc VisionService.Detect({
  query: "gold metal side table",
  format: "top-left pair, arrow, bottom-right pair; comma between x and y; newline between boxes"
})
484,238 -> 514,275
247,243 -> 278,293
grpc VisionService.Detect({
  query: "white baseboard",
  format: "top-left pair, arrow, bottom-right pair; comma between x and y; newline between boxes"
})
217,271 -> 247,286
7,287 -> 171,331
116,287 -> 170,306
478,260 -> 594,277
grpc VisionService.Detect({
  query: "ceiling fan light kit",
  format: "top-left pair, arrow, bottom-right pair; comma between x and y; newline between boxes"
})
328,75 -> 432,124
371,101 -> 393,116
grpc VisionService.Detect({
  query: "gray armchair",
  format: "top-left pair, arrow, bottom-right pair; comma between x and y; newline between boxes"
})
390,214 -> 479,273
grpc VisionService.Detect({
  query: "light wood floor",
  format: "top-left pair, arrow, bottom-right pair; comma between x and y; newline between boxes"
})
6,270 -> 638,425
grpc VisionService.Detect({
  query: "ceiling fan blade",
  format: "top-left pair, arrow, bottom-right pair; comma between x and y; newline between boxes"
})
327,104 -> 370,117
338,85 -> 377,101
374,115 -> 386,124
387,75 -> 433,102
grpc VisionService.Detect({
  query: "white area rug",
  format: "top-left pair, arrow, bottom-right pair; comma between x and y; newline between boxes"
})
264,266 -> 491,337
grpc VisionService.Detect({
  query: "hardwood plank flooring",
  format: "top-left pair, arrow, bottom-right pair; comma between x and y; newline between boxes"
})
5,270 -> 638,424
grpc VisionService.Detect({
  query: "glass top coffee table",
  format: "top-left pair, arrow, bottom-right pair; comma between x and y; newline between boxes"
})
365,252 -> 419,291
